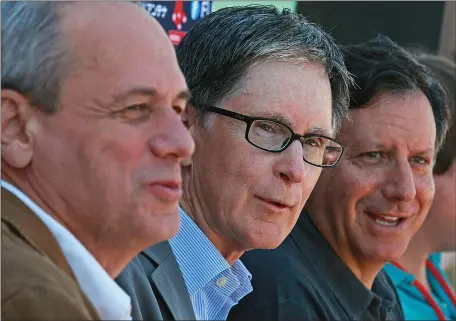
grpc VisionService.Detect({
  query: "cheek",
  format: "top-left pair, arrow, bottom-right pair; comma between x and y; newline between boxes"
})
201,131 -> 269,186
192,134 -> 255,213
301,167 -> 323,203
84,126 -> 147,167
82,128 -> 150,203
337,165 -> 379,208
415,176 -> 435,212
336,168 -> 388,230
432,175 -> 456,215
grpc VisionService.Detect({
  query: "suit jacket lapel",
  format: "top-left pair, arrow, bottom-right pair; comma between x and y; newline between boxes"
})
143,242 -> 196,320
1,187 -> 101,319
1,188 -> 76,278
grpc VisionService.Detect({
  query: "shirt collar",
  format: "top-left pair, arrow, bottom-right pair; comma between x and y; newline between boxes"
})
1,180 -> 132,320
383,253 -> 447,289
383,262 -> 415,287
169,207 -> 252,296
293,212 -> 396,319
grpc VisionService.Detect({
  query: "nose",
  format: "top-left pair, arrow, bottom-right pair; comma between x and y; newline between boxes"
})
273,140 -> 307,184
382,160 -> 416,202
148,109 -> 195,161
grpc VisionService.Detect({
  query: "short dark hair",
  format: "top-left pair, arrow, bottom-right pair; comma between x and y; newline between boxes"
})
176,5 -> 353,131
341,35 -> 451,151
414,53 -> 455,174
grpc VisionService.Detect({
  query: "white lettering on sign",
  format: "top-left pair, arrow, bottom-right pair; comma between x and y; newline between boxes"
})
200,2 -> 211,18
142,3 -> 168,19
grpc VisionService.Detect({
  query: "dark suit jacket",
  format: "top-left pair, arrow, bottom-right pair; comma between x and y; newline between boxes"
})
1,188 -> 100,320
116,242 -> 195,320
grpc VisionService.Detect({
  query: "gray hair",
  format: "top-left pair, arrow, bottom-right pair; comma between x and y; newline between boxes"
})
1,1 -> 73,113
176,5 -> 354,131
2,1 -> 145,114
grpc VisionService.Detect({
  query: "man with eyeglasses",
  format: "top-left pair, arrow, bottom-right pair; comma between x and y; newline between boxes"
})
116,5 -> 352,320
228,36 -> 450,321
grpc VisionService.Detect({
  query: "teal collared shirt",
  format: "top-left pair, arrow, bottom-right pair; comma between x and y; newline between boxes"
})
383,253 -> 456,320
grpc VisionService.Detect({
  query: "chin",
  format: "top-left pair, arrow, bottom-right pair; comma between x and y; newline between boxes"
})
247,232 -> 286,250
146,211 -> 181,245
370,245 -> 408,263
239,220 -> 289,250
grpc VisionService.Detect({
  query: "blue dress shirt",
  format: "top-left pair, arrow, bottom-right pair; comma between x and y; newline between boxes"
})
384,253 -> 456,320
169,207 -> 253,320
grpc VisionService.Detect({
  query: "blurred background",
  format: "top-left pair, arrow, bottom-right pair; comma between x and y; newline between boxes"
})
142,0 -> 455,62
142,0 -> 456,286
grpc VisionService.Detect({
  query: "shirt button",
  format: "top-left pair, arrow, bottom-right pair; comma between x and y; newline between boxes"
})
216,277 -> 228,287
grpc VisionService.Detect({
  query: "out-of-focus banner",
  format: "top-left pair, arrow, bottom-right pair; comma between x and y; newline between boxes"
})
141,1 -> 214,45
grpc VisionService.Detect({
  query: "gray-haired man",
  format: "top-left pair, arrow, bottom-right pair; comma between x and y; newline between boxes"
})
117,5 -> 353,320
2,2 -> 193,319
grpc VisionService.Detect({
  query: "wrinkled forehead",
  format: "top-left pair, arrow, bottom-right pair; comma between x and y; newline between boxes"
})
340,91 -> 436,149
221,60 -> 333,132
58,2 -> 186,104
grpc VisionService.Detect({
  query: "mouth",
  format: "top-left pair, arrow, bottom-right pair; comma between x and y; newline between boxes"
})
146,181 -> 182,202
256,196 -> 291,210
365,211 -> 407,228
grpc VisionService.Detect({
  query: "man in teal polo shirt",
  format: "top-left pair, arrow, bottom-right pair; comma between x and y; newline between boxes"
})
385,253 -> 456,320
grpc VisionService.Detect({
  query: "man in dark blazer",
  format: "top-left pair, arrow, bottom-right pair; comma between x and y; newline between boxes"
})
117,4 -> 353,321
116,243 -> 196,320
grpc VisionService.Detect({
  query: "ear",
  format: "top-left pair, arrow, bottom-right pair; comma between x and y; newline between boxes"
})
1,89 -> 40,168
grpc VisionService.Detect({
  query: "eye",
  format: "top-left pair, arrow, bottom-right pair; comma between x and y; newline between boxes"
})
303,138 -> 323,149
172,104 -> 184,116
116,103 -> 150,121
358,151 -> 386,165
364,151 -> 383,159
258,122 -> 274,132
411,156 -> 431,165
253,121 -> 288,137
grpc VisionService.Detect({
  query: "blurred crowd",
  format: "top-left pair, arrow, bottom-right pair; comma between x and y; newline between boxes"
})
1,2 -> 455,321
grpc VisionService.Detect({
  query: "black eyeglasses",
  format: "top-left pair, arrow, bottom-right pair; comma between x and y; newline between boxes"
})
205,106 -> 345,168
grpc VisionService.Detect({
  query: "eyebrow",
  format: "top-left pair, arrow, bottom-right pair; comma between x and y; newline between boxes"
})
110,87 -> 157,104
253,112 -> 333,138
357,141 -> 435,155
109,87 -> 191,105
411,147 -> 435,156
177,90 -> 192,102
307,126 -> 334,138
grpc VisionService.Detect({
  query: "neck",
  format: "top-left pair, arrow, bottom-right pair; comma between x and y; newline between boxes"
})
339,250 -> 384,289
310,213 -> 382,289
1,170 -> 132,278
396,238 -> 432,291
181,168 -> 245,265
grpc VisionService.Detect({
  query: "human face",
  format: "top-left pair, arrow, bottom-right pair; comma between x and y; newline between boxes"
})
306,91 -> 436,264
419,159 -> 456,251
30,3 -> 194,250
188,61 -> 332,252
